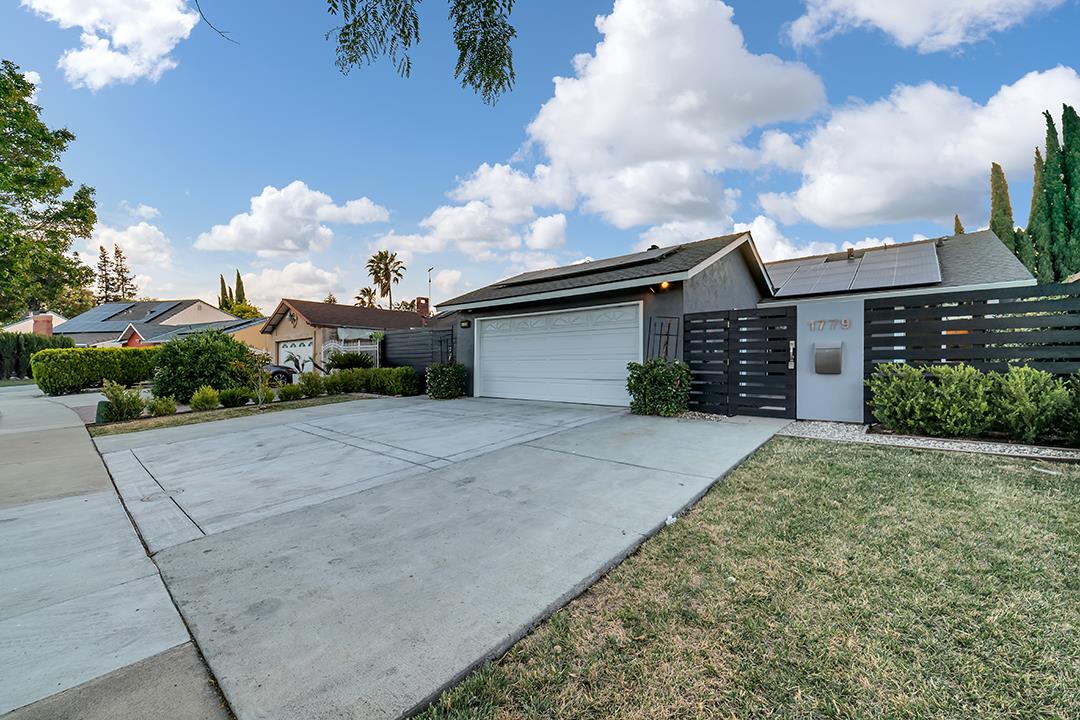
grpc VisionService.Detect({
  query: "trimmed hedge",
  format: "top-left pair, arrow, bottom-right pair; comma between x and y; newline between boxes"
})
31,347 -> 159,396
626,359 -> 692,417
0,332 -> 74,379
368,366 -> 419,396
868,363 -> 1075,445
426,362 -> 466,399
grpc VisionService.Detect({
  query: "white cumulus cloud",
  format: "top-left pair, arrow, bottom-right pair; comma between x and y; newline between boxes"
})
86,221 -> 174,268
195,181 -> 390,258
21,0 -> 200,90
760,67 -> 1080,229
525,214 -> 567,250
789,0 -> 1064,52
431,269 -> 463,300
240,261 -> 340,313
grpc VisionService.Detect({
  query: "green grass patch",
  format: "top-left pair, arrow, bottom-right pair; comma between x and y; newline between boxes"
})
88,394 -> 367,437
419,438 -> 1080,720
0,378 -> 36,387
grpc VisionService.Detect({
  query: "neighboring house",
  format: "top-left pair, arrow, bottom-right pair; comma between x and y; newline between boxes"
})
438,229 -> 1034,408
54,300 -> 238,346
2,311 -> 67,336
260,298 -> 430,372
117,316 -> 271,354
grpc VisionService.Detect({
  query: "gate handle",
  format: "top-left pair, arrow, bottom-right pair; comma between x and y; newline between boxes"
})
788,339 -> 796,370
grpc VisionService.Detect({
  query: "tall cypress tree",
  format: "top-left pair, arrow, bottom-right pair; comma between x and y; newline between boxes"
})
95,245 -> 113,303
953,214 -> 965,234
1015,228 -> 1037,274
1028,147 -> 1055,284
218,274 -> 230,310
1062,104 -> 1080,274
1043,111 -> 1072,279
112,244 -> 136,300
989,162 -> 1017,253
234,269 -> 247,304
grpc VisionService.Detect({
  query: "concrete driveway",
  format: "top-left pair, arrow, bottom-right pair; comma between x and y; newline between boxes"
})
96,397 -> 787,720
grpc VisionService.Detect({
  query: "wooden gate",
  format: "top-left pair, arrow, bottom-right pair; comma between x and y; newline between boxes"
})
683,306 -> 798,419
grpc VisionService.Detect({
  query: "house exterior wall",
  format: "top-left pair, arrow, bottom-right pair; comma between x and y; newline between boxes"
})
3,312 -> 65,335
683,251 -> 763,313
452,285 -> 684,395
231,324 -> 273,355
794,298 -> 865,422
163,301 -> 236,325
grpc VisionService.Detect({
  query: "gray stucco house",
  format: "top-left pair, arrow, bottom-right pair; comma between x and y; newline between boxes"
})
438,229 -> 1034,411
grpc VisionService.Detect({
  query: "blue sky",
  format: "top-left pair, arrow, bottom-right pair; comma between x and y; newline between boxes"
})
3,0 -> 1080,312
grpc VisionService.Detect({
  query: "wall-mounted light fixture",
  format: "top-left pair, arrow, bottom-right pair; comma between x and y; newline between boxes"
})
659,280 -> 671,290
287,310 -> 298,327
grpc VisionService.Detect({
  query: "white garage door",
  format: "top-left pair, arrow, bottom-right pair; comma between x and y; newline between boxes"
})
277,338 -> 314,373
476,303 -> 641,406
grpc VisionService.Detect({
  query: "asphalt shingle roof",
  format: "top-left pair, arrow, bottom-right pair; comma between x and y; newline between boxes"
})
266,299 -> 427,331
54,300 -> 204,335
440,233 -> 748,308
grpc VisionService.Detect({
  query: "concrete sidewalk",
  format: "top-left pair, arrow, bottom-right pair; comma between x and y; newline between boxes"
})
0,385 -> 229,719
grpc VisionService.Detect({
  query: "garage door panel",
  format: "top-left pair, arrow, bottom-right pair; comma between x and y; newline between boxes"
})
477,304 -> 640,406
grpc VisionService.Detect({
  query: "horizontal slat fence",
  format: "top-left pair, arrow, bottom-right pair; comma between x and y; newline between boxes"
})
684,306 -> 797,419
865,283 -> 1080,376
383,328 -> 453,375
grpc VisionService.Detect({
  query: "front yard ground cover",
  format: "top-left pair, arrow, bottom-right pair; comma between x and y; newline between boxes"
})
420,437 -> 1079,720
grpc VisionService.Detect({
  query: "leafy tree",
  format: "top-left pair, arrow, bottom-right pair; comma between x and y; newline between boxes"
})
0,61 -> 96,323
324,292 -> 338,303
1027,148 -> 1055,284
226,301 -> 263,319
326,0 -> 516,105
354,286 -> 379,308
96,245 -> 114,302
234,269 -> 247,304
1063,104 -> 1080,271
366,250 -> 406,308
989,162 -> 1017,253
1042,111 -> 1073,278
112,244 -> 137,300
1014,228 -> 1037,276
51,284 -> 95,318
218,274 -> 231,311
953,214 -> 965,234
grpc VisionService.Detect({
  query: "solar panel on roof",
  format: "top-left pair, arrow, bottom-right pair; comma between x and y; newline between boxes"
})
849,242 -> 939,290
765,258 -> 814,288
497,245 -> 677,287
776,258 -> 860,296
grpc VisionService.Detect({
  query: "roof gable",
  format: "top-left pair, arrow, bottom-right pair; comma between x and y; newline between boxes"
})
55,300 -> 222,335
262,299 -> 426,333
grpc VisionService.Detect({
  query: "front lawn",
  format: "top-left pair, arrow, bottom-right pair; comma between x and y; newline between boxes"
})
420,438 -> 1079,719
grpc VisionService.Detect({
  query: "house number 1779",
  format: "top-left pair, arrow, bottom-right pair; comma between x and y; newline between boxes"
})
808,318 -> 851,331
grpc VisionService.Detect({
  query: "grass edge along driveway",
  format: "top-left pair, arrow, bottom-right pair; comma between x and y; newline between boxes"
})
419,437 -> 1079,720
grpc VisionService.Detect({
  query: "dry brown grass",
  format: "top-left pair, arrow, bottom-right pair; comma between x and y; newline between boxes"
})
418,437 -> 1080,720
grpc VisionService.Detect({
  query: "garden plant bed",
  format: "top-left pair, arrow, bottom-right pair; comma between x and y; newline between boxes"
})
418,437 -> 1079,720
88,394 -> 372,437
779,420 -> 1080,463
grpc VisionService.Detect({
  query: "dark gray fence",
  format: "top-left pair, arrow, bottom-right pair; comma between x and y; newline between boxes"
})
864,283 -> 1080,376
383,328 -> 453,375
683,306 -> 797,419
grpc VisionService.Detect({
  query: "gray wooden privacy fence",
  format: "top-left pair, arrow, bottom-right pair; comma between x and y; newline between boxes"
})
864,283 -> 1080,376
382,328 -> 453,375
683,306 -> 797,419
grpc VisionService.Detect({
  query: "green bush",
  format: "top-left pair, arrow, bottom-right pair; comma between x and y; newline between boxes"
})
326,351 -> 374,370
219,387 -> 252,408
298,371 -> 324,398
278,383 -> 304,401
426,362 -> 466,399
100,380 -> 145,422
323,372 -> 344,395
626,359 -> 692,417
368,366 -> 419,396
31,347 -> 159,395
991,366 -> 1070,444
866,363 -> 932,434
145,395 -> 177,417
152,330 -> 258,403
0,331 -> 73,378
334,368 -> 368,393
924,364 -> 993,437
189,385 -> 220,411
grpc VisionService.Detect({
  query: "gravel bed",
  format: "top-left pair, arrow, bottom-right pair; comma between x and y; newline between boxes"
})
776,419 -> 1080,462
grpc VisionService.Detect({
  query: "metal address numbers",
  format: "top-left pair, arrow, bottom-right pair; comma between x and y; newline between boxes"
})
807,318 -> 851,331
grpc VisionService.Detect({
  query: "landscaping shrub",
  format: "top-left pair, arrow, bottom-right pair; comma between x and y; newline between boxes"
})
189,385 -> 220,411
991,366 -> 1070,444
100,380 -> 145,422
278,383 -> 304,401
298,371 -> 324,398
219,387 -> 252,408
322,372 -> 345,395
426,362 -> 466,399
145,395 -> 177,417
336,368 -> 369,393
368,366 -> 419,396
0,332 -> 73,378
924,364 -> 993,437
626,359 -> 692,417
327,350 -> 374,370
866,363 -> 932,434
31,347 -> 158,395
152,330 -> 258,403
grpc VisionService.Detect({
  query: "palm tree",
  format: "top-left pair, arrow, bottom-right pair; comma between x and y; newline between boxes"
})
366,250 -> 406,309
354,286 -> 379,308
